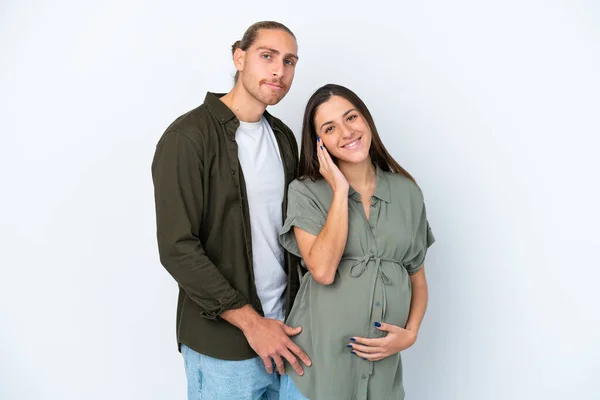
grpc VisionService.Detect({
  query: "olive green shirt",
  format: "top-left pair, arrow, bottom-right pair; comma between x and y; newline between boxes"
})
152,92 -> 300,360
279,167 -> 435,399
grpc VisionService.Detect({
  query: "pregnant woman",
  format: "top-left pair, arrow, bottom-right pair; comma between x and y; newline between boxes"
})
279,84 -> 436,399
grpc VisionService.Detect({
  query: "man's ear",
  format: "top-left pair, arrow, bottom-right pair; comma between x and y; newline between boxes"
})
233,47 -> 245,73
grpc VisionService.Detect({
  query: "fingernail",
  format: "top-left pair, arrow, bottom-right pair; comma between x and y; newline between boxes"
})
363,358 -> 368,360
346,344 -> 352,348
374,322 -> 381,327
320,146 -> 323,150
351,351 -> 356,354
350,337 -> 356,341
317,136 -> 320,142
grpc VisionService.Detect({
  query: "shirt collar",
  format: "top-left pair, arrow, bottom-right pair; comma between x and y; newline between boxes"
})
204,92 -> 236,123
348,166 -> 391,203
203,92 -> 282,133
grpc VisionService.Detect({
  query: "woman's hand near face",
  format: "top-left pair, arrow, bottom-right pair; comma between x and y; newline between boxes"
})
317,136 -> 349,193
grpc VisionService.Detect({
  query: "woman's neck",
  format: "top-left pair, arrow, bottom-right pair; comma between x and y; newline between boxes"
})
339,158 -> 376,193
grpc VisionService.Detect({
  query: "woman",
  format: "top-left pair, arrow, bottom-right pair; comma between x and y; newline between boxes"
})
278,84 -> 435,400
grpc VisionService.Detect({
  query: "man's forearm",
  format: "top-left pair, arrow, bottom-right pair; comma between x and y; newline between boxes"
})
221,304 -> 262,332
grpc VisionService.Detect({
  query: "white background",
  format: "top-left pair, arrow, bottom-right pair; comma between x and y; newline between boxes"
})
1,1 -> 599,399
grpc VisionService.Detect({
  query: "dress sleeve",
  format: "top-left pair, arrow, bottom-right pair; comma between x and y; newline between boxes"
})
403,202 -> 436,275
279,180 -> 326,258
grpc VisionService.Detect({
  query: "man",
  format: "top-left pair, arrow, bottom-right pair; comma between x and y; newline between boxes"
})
152,21 -> 311,399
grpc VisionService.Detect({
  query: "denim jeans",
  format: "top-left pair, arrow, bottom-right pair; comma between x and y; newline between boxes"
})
181,344 -> 311,399
279,374 -> 310,400
181,344 -> 280,399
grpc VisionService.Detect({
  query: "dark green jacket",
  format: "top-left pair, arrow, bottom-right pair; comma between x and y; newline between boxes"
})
152,92 -> 300,360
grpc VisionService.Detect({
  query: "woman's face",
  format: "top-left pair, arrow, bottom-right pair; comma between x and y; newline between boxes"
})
313,95 -> 372,165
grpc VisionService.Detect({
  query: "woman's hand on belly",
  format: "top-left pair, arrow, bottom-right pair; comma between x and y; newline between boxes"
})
347,322 -> 418,361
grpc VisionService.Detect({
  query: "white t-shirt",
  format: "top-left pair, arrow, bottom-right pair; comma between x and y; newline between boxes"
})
235,117 -> 287,321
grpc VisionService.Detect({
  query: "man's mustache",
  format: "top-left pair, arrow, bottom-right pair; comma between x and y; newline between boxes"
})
260,79 -> 286,90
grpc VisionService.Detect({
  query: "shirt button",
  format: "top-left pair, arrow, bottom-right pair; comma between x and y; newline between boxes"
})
230,170 -> 235,175
375,301 -> 381,307
369,249 -> 374,254
361,374 -> 367,380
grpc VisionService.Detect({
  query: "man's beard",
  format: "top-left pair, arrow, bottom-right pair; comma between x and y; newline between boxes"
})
244,77 -> 288,106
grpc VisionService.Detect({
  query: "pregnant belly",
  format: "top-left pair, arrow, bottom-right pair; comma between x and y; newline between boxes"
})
286,260 -> 412,346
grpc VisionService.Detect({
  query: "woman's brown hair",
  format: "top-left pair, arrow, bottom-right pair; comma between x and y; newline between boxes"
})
299,84 -> 416,183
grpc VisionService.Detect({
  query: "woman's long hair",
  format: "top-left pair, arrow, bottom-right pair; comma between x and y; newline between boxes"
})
298,84 -> 416,183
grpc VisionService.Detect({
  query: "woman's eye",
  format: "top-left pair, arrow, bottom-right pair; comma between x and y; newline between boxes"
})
347,114 -> 357,121
325,126 -> 334,134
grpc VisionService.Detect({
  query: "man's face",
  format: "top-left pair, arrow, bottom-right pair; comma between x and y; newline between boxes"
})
236,29 -> 298,106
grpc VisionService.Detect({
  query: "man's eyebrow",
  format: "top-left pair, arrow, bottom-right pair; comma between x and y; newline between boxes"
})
319,109 -> 357,131
255,47 -> 299,60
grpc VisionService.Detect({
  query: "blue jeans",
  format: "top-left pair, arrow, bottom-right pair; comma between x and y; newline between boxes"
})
181,344 -> 308,399
279,374 -> 309,400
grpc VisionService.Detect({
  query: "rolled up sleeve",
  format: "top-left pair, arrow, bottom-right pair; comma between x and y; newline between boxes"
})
152,130 -> 248,319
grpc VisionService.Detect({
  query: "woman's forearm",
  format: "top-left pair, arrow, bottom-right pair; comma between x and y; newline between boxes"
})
405,267 -> 428,334
297,189 -> 348,285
